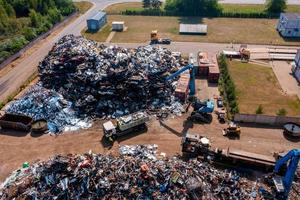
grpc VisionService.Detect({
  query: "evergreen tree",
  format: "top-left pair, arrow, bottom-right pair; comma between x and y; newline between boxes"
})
266,0 -> 286,14
143,0 -> 151,8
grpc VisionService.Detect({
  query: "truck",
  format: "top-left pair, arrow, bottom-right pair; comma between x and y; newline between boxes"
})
150,30 -> 171,45
102,111 -> 149,142
181,132 -> 211,157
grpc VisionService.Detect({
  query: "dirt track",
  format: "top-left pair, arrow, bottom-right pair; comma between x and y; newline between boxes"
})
1,112 -> 299,182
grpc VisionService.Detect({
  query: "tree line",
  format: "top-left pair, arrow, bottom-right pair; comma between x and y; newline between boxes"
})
139,0 -> 287,16
0,0 -> 75,63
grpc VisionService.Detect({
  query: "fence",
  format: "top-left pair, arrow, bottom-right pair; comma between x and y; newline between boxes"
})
0,11 -> 79,70
234,113 -> 300,126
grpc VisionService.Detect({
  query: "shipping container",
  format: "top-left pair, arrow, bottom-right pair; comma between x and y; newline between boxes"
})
112,21 -> 124,31
0,113 -> 33,131
208,66 -> 220,83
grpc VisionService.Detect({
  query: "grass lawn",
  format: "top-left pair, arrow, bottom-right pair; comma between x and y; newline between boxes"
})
228,60 -> 300,116
74,1 -> 93,14
222,4 -> 300,13
105,2 -> 143,14
82,15 -> 300,45
104,2 -> 300,14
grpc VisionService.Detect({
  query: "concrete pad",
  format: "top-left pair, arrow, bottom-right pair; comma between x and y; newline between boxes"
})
271,61 -> 300,99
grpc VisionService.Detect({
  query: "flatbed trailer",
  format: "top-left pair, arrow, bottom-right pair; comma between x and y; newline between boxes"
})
0,113 -> 33,131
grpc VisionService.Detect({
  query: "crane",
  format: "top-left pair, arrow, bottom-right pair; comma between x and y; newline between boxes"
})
166,64 -> 214,123
273,149 -> 300,197
166,64 -> 196,96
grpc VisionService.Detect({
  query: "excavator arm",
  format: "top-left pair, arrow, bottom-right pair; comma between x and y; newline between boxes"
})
274,149 -> 300,196
166,64 -> 195,96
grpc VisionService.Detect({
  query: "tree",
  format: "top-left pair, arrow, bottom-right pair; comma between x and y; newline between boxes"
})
29,9 -> 40,27
143,0 -> 151,8
165,0 -> 222,16
266,0 -> 286,14
255,105 -> 263,114
151,0 -> 162,9
23,27 -> 37,41
277,108 -> 287,116
48,7 -> 62,24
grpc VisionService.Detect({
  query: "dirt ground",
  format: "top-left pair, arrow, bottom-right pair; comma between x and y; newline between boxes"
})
1,109 -> 299,182
271,61 -> 300,99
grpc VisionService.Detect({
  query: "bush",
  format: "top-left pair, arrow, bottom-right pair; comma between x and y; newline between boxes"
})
0,101 -> 4,110
255,105 -> 263,114
277,108 -> 287,116
218,54 -> 239,116
23,27 -> 37,41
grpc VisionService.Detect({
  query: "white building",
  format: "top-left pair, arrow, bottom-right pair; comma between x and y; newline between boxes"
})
292,49 -> 300,82
277,13 -> 300,37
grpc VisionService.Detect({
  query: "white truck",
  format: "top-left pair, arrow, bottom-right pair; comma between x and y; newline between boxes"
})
103,111 -> 149,142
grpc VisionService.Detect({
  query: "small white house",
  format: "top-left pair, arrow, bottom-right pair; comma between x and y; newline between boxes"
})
112,21 -> 124,32
277,13 -> 300,37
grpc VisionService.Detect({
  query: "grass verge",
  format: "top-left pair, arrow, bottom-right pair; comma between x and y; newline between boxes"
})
74,1 -> 93,14
222,4 -> 300,14
227,60 -> 300,116
82,15 -> 300,45
0,71 -> 38,110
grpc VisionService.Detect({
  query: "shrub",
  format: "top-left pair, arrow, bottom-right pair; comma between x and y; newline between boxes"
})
255,105 -> 263,114
277,108 -> 287,116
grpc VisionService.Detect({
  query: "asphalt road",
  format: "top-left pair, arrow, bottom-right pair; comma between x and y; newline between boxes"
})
0,0 -> 140,102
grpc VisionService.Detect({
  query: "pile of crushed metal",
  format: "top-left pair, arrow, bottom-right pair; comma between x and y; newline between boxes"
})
0,147 -> 268,199
6,35 -> 185,133
39,35 -> 182,118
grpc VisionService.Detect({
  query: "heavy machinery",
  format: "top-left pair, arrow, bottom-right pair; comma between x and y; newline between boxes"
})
239,44 -> 250,63
222,122 -> 241,139
166,64 -> 214,122
150,30 -> 171,45
188,98 -> 214,123
181,132 -> 210,157
102,111 -> 149,142
272,149 -> 300,198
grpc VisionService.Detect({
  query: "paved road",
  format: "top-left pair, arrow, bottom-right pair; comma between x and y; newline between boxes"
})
220,0 -> 300,4
0,0 -> 140,102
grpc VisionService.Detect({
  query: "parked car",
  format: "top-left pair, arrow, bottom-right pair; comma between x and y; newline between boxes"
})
217,98 -> 223,108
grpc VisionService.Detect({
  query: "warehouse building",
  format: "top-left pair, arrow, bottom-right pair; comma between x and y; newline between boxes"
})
179,24 -> 207,35
277,13 -> 300,37
87,11 -> 107,32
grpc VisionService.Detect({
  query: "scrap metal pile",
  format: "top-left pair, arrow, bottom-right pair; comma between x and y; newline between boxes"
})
6,85 -> 91,133
0,152 -> 258,199
39,35 -> 182,118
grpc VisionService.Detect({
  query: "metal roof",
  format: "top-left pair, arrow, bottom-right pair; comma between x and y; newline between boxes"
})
89,11 -> 106,21
282,13 -> 300,20
179,24 -> 207,34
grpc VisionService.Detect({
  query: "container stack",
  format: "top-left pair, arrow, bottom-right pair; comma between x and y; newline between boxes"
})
175,71 -> 190,101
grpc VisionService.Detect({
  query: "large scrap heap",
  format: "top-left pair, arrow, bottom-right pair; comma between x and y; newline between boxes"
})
39,35 -> 181,118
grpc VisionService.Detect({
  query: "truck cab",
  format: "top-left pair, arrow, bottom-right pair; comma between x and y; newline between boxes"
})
103,120 -> 116,140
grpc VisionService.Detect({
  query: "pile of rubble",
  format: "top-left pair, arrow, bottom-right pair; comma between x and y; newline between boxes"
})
1,151 -> 261,199
6,85 -> 91,133
39,35 -> 183,118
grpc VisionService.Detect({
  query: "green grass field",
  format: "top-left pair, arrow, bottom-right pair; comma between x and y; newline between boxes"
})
228,60 -> 300,116
104,2 -> 300,14
74,1 -> 93,14
82,15 -> 300,45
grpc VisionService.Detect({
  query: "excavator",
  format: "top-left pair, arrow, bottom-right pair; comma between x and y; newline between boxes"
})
166,64 -> 214,122
272,149 -> 300,199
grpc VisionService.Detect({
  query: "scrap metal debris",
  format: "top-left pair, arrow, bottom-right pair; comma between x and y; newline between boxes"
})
0,152 -> 259,200
39,35 -> 183,118
6,85 -> 91,133
119,144 -> 158,160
